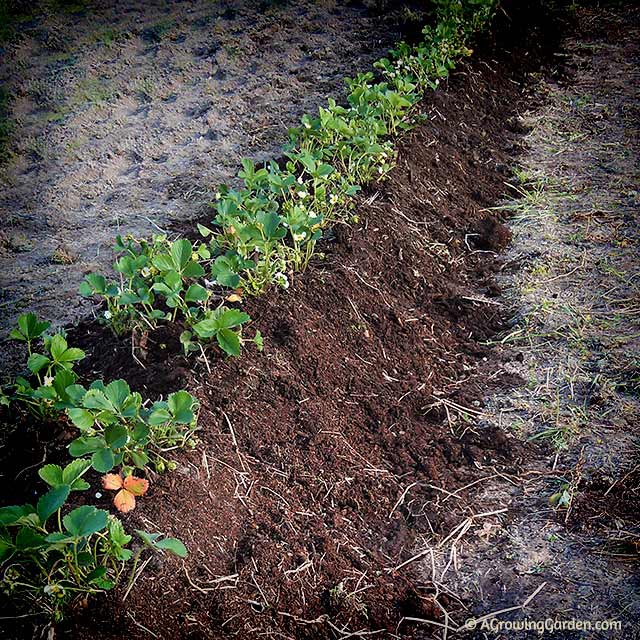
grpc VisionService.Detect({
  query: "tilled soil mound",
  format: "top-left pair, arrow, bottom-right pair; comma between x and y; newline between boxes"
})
0,3 -> 566,639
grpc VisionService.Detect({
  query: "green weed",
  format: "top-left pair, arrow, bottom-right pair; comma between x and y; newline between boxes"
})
142,19 -> 177,43
74,77 -> 115,107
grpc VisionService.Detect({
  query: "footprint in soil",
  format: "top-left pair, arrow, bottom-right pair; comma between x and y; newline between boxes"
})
185,101 -> 213,119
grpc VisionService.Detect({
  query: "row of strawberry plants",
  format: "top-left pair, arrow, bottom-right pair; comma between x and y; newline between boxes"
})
0,0 -> 498,623
0,313 -> 196,620
79,0 -> 497,357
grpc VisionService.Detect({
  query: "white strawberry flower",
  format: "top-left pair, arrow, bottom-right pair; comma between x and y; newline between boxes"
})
275,272 -> 289,290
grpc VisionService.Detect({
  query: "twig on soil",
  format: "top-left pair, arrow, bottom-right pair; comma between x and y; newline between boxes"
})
400,582 -> 547,636
604,464 -> 639,497
123,557 -> 152,601
364,191 -> 381,206
201,449 -> 210,481
440,475 -> 500,503
198,343 -> 212,375
387,508 -> 508,575
388,481 -> 420,519
398,616 -> 454,634
223,411 -> 249,473
539,253 -> 586,284
344,267 -> 389,306
391,206 -> 429,227
346,296 -> 365,323
251,561 -> 270,609
284,558 -> 313,578
210,455 -> 243,475
424,397 -> 485,435
320,430 -> 392,475
429,397 -> 485,417
184,566 -> 239,593
15,447 -> 48,480
126,612 -> 159,638
464,581 -> 548,628
260,485 -> 293,510
384,547 -> 432,573
427,484 -> 465,502
142,217 -> 170,234
461,295 -> 502,307
354,352 -> 375,366
277,612 -> 386,639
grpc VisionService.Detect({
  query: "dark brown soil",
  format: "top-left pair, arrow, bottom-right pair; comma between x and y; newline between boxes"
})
0,3 -> 572,639
568,470 -> 640,536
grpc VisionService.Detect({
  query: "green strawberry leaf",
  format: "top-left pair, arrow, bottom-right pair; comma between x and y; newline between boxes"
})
27,353 -> 50,374
154,537 -> 188,557
217,328 -> 241,357
37,485 -> 70,524
104,423 -> 128,449
167,391 -> 197,424
91,448 -> 116,473
38,464 -> 64,487
63,506 -> 109,538
184,284 -> 208,303
61,459 -> 92,485
68,408 -> 95,429
69,436 -> 104,457
216,309 -> 250,329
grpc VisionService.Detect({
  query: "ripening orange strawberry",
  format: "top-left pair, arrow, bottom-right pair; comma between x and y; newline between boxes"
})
102,473 -> 149,513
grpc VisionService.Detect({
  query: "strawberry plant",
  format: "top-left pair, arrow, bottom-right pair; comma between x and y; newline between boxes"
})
80,234 -> 258,357
135,529 -> 187,557
3,317 -> 200,474
6,314 -> 85,420
0,502 -> 120,622
66,380 -> 200,473
0,317 -> 196,620
0,485 -> 185,621
79,234 -> 206,333
77,2 -> 497,351
190,306 -> 259,357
